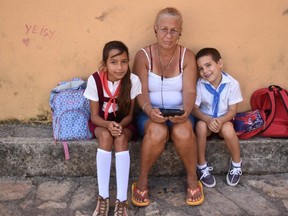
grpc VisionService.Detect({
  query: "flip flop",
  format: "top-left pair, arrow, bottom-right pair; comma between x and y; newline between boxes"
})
131,182 -> 150,207
186,181 -> 205,206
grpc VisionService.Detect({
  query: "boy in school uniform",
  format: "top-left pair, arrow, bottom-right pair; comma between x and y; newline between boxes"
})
192,48 -> 243,187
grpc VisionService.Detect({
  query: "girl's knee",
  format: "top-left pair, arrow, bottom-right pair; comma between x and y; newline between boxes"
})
114,135 -> 129,149
97,130 -> 113,149
114,143 -> 129,152
97,130 -> 112,140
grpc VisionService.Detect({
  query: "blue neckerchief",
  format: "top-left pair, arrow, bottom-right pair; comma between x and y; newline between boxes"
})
204,83 -> 226,117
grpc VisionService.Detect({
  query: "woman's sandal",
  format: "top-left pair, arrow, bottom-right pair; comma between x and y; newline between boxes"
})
186,181 -> 205,206
131,182 -> 150,207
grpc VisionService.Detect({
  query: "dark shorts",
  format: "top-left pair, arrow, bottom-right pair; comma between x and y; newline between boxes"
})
135,111 -> 196,138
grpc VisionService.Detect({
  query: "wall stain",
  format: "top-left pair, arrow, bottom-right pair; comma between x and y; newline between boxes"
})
283,9 -> 288,15
95,12 -> 108,21
0,79 -> 5,88
95,7 -> 119,22
1,32 -> 6,38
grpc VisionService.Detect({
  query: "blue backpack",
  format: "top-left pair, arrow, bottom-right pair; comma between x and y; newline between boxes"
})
50,78 -> 93,159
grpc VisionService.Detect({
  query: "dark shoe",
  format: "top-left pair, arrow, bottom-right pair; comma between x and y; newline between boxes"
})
197,166 -> 216,188
114,199 -> 129,216
226,160 -> 242,186
93,195 -> 109,216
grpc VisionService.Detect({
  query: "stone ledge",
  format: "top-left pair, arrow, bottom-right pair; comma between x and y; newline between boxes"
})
0,124 -> 287,177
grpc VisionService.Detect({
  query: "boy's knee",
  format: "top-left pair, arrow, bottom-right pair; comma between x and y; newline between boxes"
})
195,121 -> 208,135
221,122 -> 234,132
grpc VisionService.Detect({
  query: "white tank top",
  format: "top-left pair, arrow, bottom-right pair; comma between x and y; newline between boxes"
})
141,46 -> 186,109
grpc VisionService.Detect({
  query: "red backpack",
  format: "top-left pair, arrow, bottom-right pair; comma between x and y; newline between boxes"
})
250,85 -> 288,137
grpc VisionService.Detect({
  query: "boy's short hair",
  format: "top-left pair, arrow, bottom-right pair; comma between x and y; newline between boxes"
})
196,48 -> 222,62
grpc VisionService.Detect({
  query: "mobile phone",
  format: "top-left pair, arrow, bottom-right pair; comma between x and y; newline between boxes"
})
159,108 -> 185,117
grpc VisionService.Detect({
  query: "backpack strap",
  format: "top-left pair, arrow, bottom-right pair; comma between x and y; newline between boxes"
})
261,85 -> 288,133
62,141 -> 70,160
271,85 -> 288,112
261,89 -> 276,132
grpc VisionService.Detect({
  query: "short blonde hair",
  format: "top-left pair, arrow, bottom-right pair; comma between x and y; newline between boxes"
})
154,7 -> 183,31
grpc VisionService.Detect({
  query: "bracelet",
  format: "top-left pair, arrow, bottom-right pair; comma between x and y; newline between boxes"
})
142,102 -> 151,112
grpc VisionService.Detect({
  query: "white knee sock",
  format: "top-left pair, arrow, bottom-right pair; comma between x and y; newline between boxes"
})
115,151 -> 130,202
97,148 -> 112,199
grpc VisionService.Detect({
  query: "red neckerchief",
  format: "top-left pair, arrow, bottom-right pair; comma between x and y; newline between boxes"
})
99,71 -> 121,120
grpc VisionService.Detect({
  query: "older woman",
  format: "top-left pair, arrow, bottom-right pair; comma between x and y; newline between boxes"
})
132,7 -> 204,206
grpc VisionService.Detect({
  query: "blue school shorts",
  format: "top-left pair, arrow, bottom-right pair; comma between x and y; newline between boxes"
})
135,111 -> 196,138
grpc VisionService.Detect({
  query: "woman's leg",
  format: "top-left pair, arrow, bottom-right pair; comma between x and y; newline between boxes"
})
171,120 -> 202,201
134,120 -> 168,202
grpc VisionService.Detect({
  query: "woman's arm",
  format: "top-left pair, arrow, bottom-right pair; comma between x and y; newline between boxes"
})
182,49 -> 197,114
133,49 -> 153,116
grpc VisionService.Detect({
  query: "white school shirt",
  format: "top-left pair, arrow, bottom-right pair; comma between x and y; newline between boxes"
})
195,72 -> 243,117
83,72 -> 142,113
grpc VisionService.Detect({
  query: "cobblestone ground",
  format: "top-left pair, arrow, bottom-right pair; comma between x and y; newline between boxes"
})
0,173 -> 288,216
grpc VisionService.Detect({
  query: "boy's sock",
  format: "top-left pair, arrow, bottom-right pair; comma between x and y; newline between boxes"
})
232,158 -> 242,167
197,162 -> 208,169
115,150 -> 130,202
96,148 -> 112,199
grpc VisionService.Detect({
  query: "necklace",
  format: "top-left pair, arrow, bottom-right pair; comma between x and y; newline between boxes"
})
157,45 -> 177,78
158,45 -> 177,108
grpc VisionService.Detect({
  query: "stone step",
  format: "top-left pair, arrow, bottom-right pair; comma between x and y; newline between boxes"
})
0,124 -> 287,177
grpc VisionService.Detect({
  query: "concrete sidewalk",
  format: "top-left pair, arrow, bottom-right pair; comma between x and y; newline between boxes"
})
0,123 -> 288,215
1,174 -> 288,216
